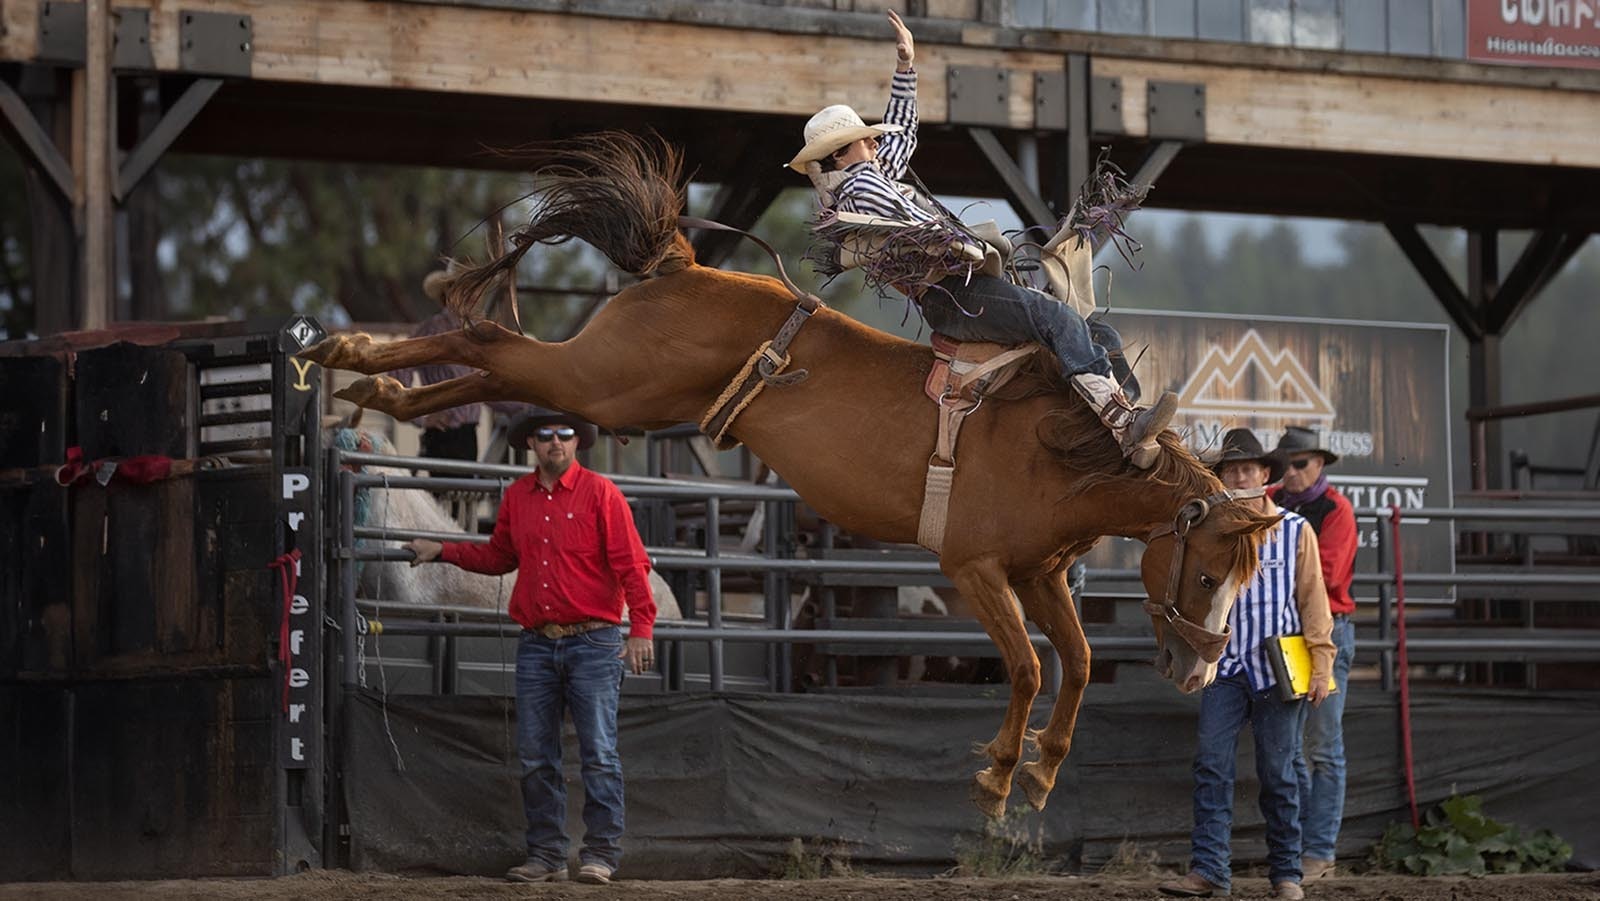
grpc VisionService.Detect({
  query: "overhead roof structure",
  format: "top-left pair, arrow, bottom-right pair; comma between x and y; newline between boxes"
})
2,0 -> 1596,484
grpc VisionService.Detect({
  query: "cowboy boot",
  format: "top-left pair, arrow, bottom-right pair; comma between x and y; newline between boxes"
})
1071,374 -> 1177,469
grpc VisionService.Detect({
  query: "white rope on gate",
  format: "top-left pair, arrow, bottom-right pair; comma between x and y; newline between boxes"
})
372,473 -> 406,773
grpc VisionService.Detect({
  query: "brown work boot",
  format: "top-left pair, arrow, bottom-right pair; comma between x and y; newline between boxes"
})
1271,881 -> 1305,900
1301,856 -> 1336,880
1072,373 -> 1177,469
1158,871 -> 1226,897
505,859 -> 569,883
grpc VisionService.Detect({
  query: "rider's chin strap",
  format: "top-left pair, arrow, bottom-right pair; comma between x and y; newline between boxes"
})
1142,486 -> 1267,665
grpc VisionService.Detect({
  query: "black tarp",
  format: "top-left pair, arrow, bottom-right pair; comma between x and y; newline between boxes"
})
345,680 -> 1600,877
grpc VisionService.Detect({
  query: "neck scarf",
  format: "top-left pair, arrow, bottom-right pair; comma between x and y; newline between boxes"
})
1278,473 -> 1329,511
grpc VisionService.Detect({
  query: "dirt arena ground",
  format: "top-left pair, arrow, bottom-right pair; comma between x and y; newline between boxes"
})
2,871 -> 1597,901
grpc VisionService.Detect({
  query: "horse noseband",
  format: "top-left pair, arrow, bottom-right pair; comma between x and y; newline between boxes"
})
1144,487 -> 1266,664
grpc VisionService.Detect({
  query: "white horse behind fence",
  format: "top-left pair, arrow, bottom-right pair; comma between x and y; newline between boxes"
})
336,428 -> 681,623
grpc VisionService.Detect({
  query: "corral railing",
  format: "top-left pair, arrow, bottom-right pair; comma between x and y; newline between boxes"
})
327,447 -> 1600,698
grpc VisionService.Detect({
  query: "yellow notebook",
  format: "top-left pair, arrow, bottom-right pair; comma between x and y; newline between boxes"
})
1266,634 -> 1338,701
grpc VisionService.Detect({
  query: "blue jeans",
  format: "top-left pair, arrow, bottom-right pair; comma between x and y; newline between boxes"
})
1190,672 -> 1308,891
921,274 -> 1112,378
515,626 -> 626,870
1298,615 -> 1354,860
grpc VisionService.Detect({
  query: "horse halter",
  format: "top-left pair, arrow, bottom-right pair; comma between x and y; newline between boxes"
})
1142,487 -> 1266,664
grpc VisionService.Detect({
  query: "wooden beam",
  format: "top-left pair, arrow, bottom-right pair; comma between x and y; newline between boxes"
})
81,0 -> 114,331
969,127 -> 1054,228
1385,222 -> 1480,341
1092,55 -> 1600,169
0,80 -> 75,200
1486,230 -> 1589,335
116,77 -> 222,202
4,2 -> 1590,170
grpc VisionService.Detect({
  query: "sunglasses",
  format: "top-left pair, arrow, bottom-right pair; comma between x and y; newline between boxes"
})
1289,457 -> 1316,471
533,426 -> 577,443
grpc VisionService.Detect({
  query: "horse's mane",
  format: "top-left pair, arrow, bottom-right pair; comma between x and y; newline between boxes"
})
444,131 -> 694,320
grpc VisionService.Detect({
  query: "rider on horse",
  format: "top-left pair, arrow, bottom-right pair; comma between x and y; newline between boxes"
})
790,11 -> 1177,469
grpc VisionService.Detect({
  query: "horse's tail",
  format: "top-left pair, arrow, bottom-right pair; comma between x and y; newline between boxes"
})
444,131 -> 694,321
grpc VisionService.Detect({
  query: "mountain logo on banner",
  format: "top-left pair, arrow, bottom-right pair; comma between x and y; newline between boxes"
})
1175,330 -> 1335,421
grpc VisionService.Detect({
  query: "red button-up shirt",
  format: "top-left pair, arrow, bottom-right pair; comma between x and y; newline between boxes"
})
440,461 -> 656,638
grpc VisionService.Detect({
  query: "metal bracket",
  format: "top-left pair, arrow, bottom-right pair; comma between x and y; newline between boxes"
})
114,8 -> 154,71
1034,71 -> 1066,131
1147,80 -> 1206,142
179,10 -> 253,78
37,1 -> 85,66
947,66 -> 1010,128
1090,75 -> 1124,136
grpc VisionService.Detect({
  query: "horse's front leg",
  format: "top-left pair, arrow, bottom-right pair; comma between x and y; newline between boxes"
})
1011,566 -> 1091,811
335,370 -> 525,423
299,320 -> 527,375
950,557 -> 1042,820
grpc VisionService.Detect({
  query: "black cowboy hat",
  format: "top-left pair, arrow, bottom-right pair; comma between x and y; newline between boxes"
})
508,407 -> 598,451
1211,427 -> 1286,484
1274,425 -> 1338,466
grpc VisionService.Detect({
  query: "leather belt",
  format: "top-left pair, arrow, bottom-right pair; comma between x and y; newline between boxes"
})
528,620 -> 614,640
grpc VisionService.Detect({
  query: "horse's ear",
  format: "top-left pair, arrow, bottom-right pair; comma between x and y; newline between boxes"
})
1225,511 -> 1282,539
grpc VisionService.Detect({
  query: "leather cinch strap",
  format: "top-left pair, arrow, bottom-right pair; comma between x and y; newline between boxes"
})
915,346 -> 1034,554
682,216 -> 822,450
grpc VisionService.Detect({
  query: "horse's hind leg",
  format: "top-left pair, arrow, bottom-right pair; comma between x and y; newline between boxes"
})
1012,567 -> 1091,812
951,557 -> 1042,820
299,320 -> 526,374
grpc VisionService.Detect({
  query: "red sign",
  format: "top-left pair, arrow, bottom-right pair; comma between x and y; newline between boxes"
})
1467,0 -> 1600,69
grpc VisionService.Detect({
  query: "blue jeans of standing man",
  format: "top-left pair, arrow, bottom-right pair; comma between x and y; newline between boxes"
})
515,626 -> 626,872
1189,671 -> 1309,892
920,274 -> 1113,379
1298,614 -> 1355,861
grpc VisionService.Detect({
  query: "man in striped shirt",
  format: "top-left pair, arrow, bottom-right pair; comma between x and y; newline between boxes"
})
1161,428 -> 1335,901
787,10 -> 1176,469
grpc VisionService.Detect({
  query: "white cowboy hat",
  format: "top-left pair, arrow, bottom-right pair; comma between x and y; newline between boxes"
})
786,104 -> 904,173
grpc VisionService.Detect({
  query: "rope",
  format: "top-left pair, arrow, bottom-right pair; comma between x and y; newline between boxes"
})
371,474 -> 405,773
1390,503 -> 1419,830
267,549 -> 302,713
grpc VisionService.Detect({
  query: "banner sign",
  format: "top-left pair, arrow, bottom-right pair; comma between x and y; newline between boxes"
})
1467,0 -> 1600,69
1085,311 -> 1455,598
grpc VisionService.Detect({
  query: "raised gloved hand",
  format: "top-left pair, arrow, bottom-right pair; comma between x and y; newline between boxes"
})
888,9 -> 915,70
804,160 -> 850,207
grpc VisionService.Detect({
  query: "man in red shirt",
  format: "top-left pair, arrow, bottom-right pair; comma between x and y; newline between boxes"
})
1269,426 -> 1357,880
407,408 -> 655,885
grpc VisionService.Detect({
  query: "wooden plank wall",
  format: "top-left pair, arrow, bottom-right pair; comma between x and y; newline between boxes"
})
3,0 -> 1598,168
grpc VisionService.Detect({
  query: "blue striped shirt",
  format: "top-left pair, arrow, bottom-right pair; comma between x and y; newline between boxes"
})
1217,510 -> 1308,692
834,69 -> 939,225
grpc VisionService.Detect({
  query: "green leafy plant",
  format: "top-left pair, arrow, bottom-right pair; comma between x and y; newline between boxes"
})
1370,794 -> 1572,876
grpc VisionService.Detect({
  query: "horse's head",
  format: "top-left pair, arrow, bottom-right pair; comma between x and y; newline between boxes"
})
1139,488 -> 1281,694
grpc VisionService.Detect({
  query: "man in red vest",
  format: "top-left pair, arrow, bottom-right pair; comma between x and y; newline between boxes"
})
1270,426 -> 1358,881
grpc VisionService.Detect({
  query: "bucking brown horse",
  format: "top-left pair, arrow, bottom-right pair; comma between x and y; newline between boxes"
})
301,133 -> 1278,818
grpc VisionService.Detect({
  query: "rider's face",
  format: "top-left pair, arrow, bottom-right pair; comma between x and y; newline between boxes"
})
832,136 -> 878,168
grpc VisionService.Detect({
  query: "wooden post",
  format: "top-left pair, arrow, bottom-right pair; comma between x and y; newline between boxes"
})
80,0 -> 115,331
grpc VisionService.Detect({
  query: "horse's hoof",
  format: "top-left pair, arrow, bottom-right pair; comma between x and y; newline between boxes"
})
299,333 -> 373,370
1015,761 -> 1053,812
969,768 -> 1009,820
333,375 -> 401,410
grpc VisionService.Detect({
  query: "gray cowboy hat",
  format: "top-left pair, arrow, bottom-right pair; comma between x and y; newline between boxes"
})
1211,427 -> 1286,484
508,407 -> 598,451
1274,425 -> 1338,466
